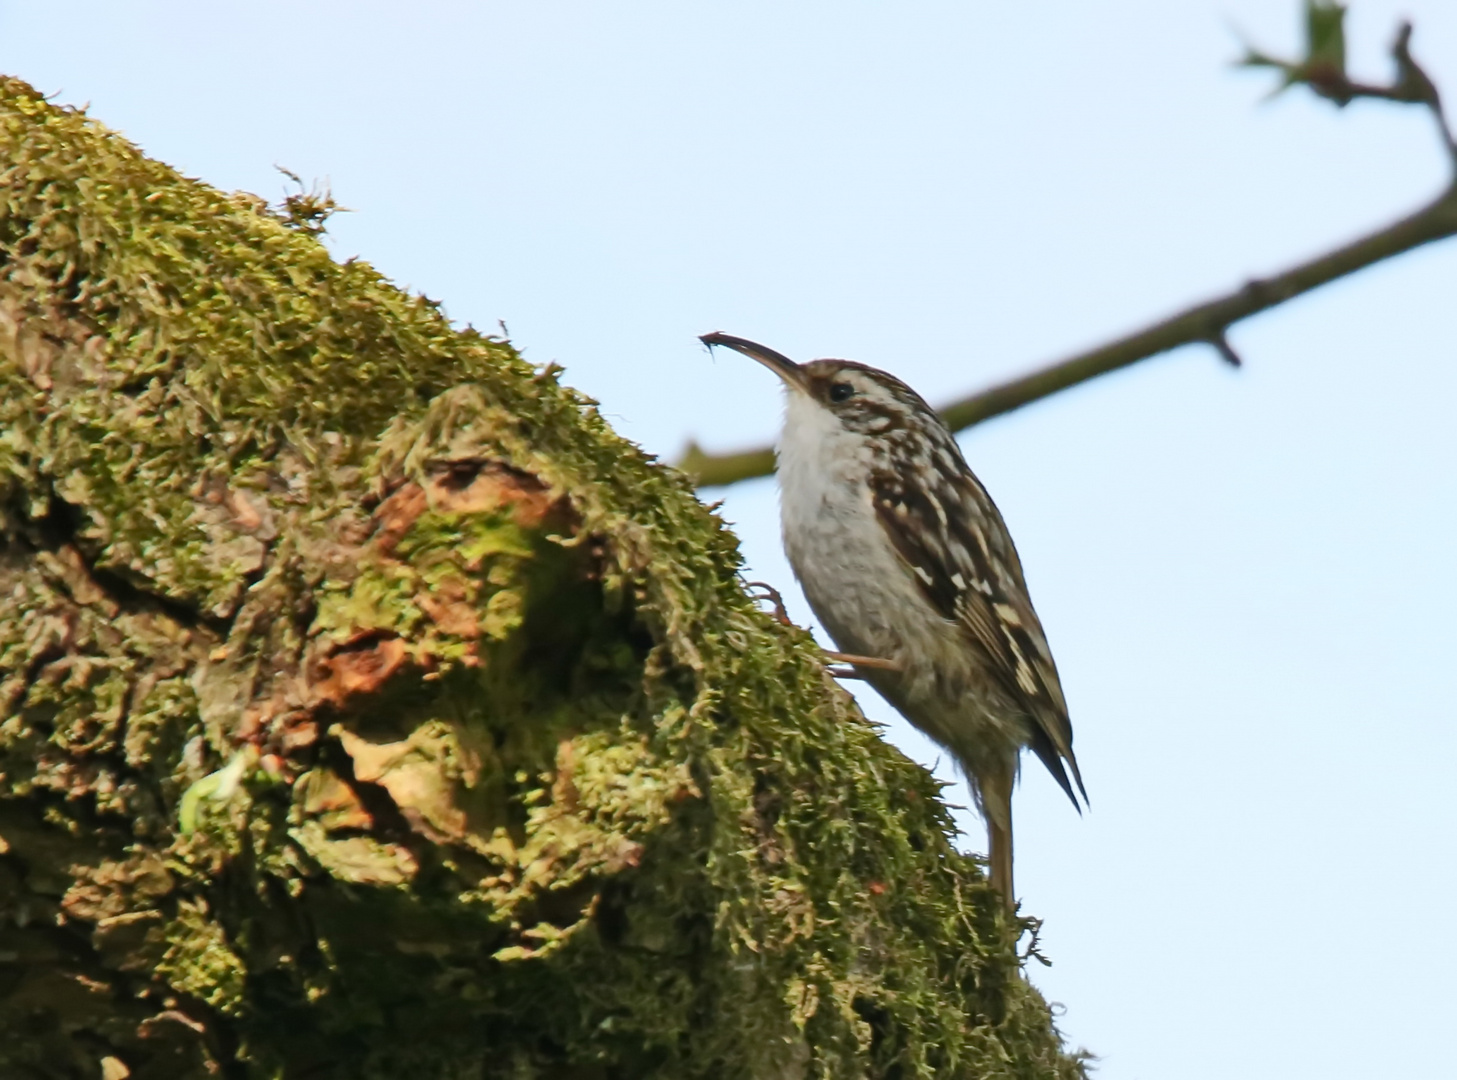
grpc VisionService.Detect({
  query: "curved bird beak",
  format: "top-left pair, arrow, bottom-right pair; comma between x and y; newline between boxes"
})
700,331 -> 808,393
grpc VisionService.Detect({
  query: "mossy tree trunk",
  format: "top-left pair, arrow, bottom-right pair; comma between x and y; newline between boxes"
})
0,78 -> 1085,1080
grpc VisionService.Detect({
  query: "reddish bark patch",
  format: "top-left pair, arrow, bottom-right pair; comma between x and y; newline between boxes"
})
294,461 -> 575,730
278,715 -> 320,752
297,768 -> 374,831
423,459 -> 572,531
415,576 -> 479,637
309,635 -> 410,709
373,482 -> 429,557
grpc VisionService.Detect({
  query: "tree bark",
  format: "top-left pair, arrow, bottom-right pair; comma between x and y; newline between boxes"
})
0,78 -> 1084,1080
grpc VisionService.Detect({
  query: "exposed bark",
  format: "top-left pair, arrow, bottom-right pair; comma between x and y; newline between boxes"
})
0,79 -> 1085,1080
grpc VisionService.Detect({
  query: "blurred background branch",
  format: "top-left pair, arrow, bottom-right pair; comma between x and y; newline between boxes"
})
679,1 -> 1457,489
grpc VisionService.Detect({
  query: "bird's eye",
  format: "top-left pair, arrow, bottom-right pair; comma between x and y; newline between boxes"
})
828,382 -> 855,403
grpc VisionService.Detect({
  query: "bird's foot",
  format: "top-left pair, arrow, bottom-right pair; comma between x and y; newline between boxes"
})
745,580 -> 793,625
745,582 -> 899,678
823,651 -> 901,676
823,650 -> 900,672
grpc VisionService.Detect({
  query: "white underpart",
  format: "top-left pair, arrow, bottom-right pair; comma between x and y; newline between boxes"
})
777,386 -> 908,658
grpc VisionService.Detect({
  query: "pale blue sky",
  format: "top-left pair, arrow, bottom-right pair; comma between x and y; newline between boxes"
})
4,3 -> 1453,1077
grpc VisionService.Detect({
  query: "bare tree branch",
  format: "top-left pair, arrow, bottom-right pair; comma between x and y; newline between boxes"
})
680,7 -> 1457,489
933,186 -> 1457,434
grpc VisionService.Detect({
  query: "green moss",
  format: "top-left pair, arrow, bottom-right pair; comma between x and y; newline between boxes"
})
156,899 -> 249,1016
0,74 -> 1086,1079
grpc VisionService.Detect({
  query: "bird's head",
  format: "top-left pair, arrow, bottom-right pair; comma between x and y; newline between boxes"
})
699,331 -> 938,441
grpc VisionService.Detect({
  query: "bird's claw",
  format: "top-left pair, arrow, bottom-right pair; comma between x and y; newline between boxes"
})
745,580 -> 793,625
744,581 -> 899,678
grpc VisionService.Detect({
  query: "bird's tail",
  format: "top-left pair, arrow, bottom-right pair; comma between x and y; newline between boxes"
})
988,807 -> 1014,907
981,759 -> 1016,909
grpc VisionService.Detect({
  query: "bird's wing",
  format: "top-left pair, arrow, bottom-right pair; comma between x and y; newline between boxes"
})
869,460 -> 1086,807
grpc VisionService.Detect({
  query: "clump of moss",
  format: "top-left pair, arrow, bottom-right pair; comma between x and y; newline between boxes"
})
0,75 -> 1086,1079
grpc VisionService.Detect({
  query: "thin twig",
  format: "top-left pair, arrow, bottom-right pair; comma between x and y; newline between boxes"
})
1208,331 -> 1243,369
680,13 -> 1457,490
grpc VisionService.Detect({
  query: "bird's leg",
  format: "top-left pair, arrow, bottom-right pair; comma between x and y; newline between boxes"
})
747,581 -> 900,677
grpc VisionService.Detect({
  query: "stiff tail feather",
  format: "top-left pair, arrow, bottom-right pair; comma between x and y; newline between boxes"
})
977,755 -> 1017,909
987,811 -> 1014,908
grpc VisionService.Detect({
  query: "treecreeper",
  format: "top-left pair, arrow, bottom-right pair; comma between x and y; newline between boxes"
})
702,332 -> 1086,907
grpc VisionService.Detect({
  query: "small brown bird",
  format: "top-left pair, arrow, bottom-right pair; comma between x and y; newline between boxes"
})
703,332 -> 1085,906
